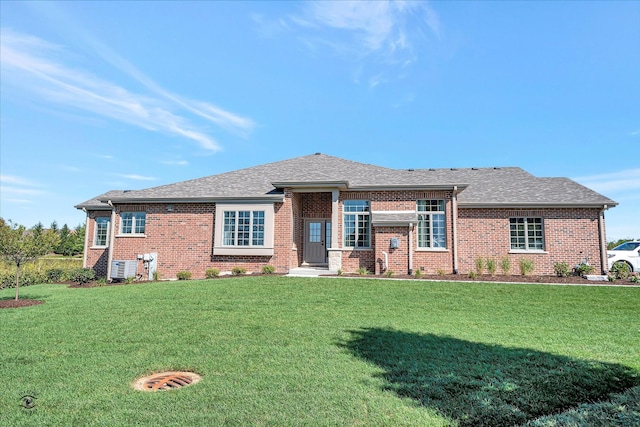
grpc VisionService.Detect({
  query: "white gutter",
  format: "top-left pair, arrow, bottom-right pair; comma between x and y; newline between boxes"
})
408,223 -> 414,275
599,205 -> 608,274
452,186 -> 459,274
106,200 -> 117,281
381,251 -> 389,272
82,208 -> 90,268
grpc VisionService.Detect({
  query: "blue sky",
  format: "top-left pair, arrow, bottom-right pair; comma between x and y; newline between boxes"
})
1,1 -> 638,240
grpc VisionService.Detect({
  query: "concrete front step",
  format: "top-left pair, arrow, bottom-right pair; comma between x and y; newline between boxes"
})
286,267 -> 337,277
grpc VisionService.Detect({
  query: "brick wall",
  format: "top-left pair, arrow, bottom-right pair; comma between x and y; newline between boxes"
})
84,211 -> 111,276
457,207 -> 603,275
83,193 -> 605,279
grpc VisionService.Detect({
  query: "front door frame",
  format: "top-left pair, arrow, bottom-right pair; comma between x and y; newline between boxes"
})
303,218 -> 330,265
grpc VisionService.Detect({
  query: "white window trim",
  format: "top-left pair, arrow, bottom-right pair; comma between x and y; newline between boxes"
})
118,212 -> 146,236
343,200 -> 371,249
509,217 -> 545,251
417,200 -> 447,249
91,217 -> 110,248
213,203 -> 275,256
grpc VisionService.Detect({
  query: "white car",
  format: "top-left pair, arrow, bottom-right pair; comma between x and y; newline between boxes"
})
607,240 -> 640,272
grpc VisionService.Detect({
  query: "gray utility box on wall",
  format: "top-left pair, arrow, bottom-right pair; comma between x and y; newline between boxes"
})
110,260 -> 138,279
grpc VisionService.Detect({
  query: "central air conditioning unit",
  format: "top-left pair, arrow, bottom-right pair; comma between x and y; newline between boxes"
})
110,260 -> 138,279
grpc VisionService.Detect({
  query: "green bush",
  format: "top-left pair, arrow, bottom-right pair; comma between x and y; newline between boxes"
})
383,269 -> 394,277
231,267 -> 246,276
0,271 -> 41,289
519,258 -> 535,276
152,270 -> 161,281
261,265 -> 276,275
45,268 -> 67,283
573,263 -> 595,277
486,258 -> 497,276
468,271 -> 478,279
553,262 -> 571,277
414,269 -> 423,278
500,256 -> 511,275
610,262 -> 631,280
176,271 -> 192,280
436,269 -> 445,276
356,267 -> 370,275
205,268 -> 220,279
68,268 -> 96,285
475,257 -> 484,275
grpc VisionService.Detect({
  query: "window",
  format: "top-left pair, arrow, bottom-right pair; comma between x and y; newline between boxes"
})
213,203 -> 274,256
344,200 -> 370,248
223,210 -> 265,246
94,217 -> 109,246
510,217 -> 544,250
120,212 -> 146,234
417,200 -> 446,248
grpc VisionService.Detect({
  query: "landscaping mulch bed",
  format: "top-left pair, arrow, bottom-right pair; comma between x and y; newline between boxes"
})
336,273 -> 640,286
0,299 -> 44,309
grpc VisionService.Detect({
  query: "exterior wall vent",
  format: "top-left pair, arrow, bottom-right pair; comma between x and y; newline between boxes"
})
110,260 -> 138,279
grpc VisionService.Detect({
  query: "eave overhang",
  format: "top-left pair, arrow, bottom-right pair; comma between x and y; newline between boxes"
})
458,202 -> 618,209
96,195 -> 286,205
271,180 -> 349,190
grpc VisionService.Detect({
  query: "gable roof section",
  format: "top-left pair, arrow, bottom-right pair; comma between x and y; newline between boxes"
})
75,153 -> 617,209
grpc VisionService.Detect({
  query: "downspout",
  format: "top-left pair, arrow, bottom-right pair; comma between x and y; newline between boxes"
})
452,186 -> 459,274
408,223 -> 414,275
106,200 -> 117,281
381,251 -> 388,272
598,205 -> 608,275
82,208 -> 90,268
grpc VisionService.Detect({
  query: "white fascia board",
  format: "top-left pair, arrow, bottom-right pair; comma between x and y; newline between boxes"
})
458,202 -> 614,209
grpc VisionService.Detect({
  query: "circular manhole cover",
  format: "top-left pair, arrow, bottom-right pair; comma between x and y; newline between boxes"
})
133,371 -> 201,391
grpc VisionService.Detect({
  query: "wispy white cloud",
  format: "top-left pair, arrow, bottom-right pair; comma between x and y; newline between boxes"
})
0,174 -> 40,186
277,1 -> 440,88
0,29 -> 255,152
629,129 -> 640,136
6,198 -> 34,204
573,169 -> 640,194
290,1 -> 439,60
116,174 -> 157,181
160,160 -> 189,166
1,186 -> 46,196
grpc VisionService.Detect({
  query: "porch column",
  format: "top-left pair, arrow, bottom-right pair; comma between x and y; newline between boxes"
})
328,189 -> 342,271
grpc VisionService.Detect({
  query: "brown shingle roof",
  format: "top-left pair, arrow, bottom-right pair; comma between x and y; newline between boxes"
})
76,153 -> 617,209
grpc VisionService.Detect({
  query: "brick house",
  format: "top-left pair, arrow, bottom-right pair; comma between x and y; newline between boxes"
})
75,153 -> 616,279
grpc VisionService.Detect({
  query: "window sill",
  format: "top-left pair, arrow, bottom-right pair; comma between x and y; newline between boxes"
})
509,250 -> 548,254
115,234 -> 146,238
213,247 -> 274,256
90,246 -> 109,249
416,248 -> 449,252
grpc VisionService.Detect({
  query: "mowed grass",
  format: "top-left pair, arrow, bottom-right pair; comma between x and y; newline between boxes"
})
1,277 -> 639,426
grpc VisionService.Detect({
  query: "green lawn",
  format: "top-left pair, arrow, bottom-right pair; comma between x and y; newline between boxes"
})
1,277 -> 639,426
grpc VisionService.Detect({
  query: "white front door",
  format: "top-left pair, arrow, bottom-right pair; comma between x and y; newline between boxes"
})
304,220 -> 330,264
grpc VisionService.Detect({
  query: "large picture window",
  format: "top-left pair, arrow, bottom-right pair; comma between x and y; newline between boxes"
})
344,200 -> 370,248
94,217 -> 109,246
213,203 -> 274,256
417,200 -> 446,248
223,210 -> 265,246
120,212 -> 146,234
510,217 -> 544,250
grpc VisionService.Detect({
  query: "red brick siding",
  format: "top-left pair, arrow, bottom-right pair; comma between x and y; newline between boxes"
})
457,208 -> 603,275
83,192 -> 605,279
340,190 -> 453,274
84,211 -> 111,277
